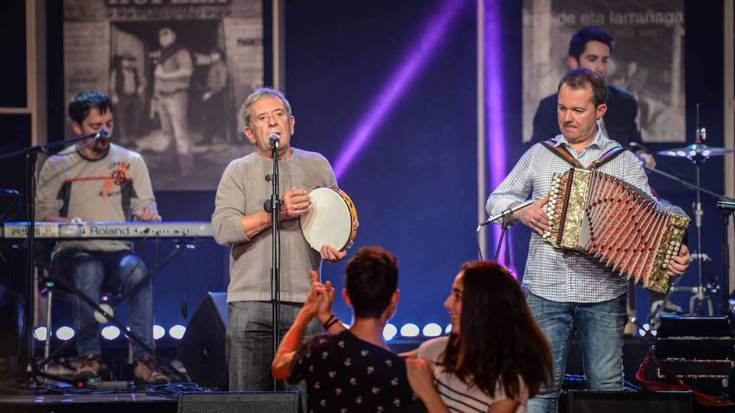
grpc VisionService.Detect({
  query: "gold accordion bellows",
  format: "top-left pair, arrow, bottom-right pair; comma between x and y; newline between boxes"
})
542,168 -> 690,294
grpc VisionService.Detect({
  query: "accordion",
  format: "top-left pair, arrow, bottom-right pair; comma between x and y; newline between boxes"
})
542,168 -> 690,293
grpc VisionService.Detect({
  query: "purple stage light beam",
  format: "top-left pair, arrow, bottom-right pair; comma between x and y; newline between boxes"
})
484,0 -> 512,268
333,0 -> 466,179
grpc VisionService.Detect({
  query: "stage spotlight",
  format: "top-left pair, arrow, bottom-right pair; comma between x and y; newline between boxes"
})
400,323 -> 419,337
383,323 -> 397,341
445,324 -> 452,334
169,324 -> 186,340
33,326 -> 48,341
101,325 -> 121,340
153,324 -> 166,340
56,326 -> 75,341
422,323 -> 442,337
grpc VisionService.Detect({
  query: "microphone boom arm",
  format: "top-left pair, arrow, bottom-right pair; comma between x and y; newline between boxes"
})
477,199 -> 535,231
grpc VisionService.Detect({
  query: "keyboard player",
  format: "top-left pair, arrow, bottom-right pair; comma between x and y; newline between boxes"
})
36,90 -> 166,385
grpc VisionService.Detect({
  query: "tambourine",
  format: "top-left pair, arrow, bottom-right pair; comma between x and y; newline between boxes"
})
300,187 -> 358,251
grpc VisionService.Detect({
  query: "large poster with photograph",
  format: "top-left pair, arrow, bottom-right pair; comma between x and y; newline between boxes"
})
522,0 -> 685,143
64,0 -> 263,190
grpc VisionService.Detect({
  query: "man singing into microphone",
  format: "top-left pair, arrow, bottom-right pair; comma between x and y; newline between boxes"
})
211,87 -> 346,390
36,90 -> 166,384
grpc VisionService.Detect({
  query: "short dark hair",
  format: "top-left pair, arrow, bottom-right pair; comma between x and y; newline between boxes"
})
557,68 -> 608,107
568,26 -> 614,61
68,90 -> 113,125
344,246 -> 398,319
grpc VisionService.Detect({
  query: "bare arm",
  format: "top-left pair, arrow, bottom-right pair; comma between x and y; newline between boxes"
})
313,272 -> 346,334
272,271 -> 325,380
406,358 -> 450,413
271,291 -> 318,380
487,400 -> 520,413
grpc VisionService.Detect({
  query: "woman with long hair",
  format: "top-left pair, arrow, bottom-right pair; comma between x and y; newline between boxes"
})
405,261 -> 553,413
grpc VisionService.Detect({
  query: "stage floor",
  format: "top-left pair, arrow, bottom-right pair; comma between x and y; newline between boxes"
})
1,388 -> 732,413
0,390 -> 177,413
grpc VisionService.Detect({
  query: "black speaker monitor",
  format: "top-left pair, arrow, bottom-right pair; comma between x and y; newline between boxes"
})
178,292 -> 228,390
566,391 -> 693,413
178,391 -> 300,413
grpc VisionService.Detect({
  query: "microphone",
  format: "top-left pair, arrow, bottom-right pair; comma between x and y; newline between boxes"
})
82,129 -> 110,141
269,132 -> 280,148
94,129 -> 110,140
716,200 -> 735,213
477,199 -> 535,231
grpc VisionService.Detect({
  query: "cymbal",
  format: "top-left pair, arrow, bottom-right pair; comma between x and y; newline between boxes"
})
657,143 -> 735,159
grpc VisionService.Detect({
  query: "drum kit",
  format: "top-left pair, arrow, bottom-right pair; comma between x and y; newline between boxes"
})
645,126 -> 735,320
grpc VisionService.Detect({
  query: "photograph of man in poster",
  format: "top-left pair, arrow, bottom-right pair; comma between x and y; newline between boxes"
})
522,0 -> 685,145
151,26 -> 194,176
67,0 -> 264,190
110,53 -> 145,149
199,47 -> 230,146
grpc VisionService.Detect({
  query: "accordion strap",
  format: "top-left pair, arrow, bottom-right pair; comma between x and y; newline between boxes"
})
541,139 -> 625,171
589,146 -> 626,169
541,139 -> 584,168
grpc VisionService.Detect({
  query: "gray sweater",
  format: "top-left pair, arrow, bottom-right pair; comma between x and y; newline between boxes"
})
211,148 -> 337,303
35,143 -> 156,252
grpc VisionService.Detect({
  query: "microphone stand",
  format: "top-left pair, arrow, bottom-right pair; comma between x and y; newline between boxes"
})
0,132 -> 107,386
477,199 -> 535,261
642,164 -> 733,203
266,141 -> 282,391
494,214 -> 512,262
637,128 -> 735,316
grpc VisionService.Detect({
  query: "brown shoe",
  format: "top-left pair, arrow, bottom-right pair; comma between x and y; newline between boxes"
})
134,357 -> 169,384
73,355 -> 100,384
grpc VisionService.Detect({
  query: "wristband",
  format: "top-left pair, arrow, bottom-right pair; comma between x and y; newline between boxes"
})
325,317 -> 340,330
322,314 -> 338,330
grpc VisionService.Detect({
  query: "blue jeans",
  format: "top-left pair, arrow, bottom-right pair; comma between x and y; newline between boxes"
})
226,301 -> 320,391
52,249 -> 154,360
526,292 -> 626,413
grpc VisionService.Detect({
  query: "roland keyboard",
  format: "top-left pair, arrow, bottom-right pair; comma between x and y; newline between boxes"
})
1,221 -> 213,240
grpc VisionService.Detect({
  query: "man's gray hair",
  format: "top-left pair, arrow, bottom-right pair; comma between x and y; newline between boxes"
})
240,87 -> 293,130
